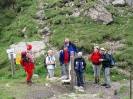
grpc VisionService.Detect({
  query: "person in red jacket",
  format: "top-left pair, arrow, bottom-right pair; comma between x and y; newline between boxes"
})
90,46 -> 101,84
20,44 -> 35,86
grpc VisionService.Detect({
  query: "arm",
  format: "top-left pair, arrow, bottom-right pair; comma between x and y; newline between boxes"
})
82,58 -> 86,70
103,53 -> 110,62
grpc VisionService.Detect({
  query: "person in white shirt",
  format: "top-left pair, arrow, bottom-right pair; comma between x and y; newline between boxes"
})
46,50 -> 56,78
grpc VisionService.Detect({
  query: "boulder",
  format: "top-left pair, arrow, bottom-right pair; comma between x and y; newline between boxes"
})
97,0 -> 112,6
78,0 -> 87,5
84,4 -> 113,24
10,41 -> 46,57
112,0 -> 126,6
125,0 -> 133,7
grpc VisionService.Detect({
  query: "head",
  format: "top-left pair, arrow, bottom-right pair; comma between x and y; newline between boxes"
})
27,44 -> 32,50
94,46 -> 99,52
78,52 -> 82,58
48,50 -> 53,56
65,38 -> 70,44
100,48 -> 105,55
63,45 -> 68,51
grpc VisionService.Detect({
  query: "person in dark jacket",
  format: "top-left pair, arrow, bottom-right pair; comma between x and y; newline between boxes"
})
64,38 -> 78,55
90,46 -> 101,84
99,48 -> 111,88
59,46 -> 70,78
74,52 -> 86,87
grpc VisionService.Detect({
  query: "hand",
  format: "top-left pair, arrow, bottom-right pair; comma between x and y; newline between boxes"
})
75,67 -> 77,69
82,66 -> 84,69
99,59 -> 103,62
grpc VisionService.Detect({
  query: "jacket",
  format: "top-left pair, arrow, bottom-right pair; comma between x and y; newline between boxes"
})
90,52 -> 101,65
64,42 -> 78,53
59,50 -> 70,64
101,52 -> 110,68
74,57 -> 86,72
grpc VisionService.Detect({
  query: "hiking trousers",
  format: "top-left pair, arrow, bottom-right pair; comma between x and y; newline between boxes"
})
61,63 -> 69,77
48,69 -> 54,78
26,69 -> 33,82
76,71 -> 84,87
92,65 -> 101,77
103,67 -> 111,86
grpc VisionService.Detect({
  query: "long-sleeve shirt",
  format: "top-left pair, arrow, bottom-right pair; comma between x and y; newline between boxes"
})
46,55 -> 56,69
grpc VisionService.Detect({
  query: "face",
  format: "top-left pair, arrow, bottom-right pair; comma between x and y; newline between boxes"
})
64,47 -> 68,51
65,38 -> 69,44
100,50 -> 104,55
48,51 -> 53,56
78,55 -> 82,58
94,48 -> 98,52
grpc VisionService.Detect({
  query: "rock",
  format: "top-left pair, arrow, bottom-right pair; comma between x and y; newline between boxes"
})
84,4 -> 113,24
78,0 -> 87,5
65,2 -> 74,7
125,0 -> 133,7
112,0 -> 126,6
33,74 -> 39,78
71,8 -> 80,17
10,41 -> 46,58
97,0 -> 112,6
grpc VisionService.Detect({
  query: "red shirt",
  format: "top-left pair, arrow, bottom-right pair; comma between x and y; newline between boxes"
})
64,50 -> 69,64
90,52 -> 101,65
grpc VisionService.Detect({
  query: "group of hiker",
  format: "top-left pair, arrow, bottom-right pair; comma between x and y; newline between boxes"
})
20,38 -> 112,88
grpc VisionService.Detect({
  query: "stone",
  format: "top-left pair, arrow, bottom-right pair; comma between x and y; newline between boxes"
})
125,0 -> 133,7
98,0 -> 112,6
84,4 -> 113,24
10,41 -> 46,58
112,0 -> 126,6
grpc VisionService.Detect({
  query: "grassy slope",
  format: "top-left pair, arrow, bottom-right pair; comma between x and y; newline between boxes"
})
0,0 -> 132,98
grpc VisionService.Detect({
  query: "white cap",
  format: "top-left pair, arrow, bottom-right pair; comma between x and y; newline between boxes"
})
100,48 -> 105,51
78,52 -> 82,56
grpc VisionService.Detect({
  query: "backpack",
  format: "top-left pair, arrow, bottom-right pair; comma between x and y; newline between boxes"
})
43,55 -> 50,67
20,51 -> 28,66
109,54 -> 115,68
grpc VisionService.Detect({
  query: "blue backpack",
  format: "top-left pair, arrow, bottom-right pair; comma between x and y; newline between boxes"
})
109,54 -> 115,68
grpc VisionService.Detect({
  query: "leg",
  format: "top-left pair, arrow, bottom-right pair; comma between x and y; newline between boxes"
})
62,64 -> 66,77
105,68 -> 111,87
97,66 -> 101,83
76,72 -> 80,87
65,63 -> 69,78
79,72 -> 84,87
101,68 -> 107,86
48,69 -> 53,78
60,65 -> 64,77
26,69 -> 33,82
92,65 -> 97,83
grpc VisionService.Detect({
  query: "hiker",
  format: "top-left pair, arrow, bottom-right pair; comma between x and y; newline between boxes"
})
20,44 -> 35,85
74,52 -> 86,87
64,38 -> 78,56
99,48 -> 111,88
46,50 -> 56,78
59,45 -> 70,79
90,46 -> 101,84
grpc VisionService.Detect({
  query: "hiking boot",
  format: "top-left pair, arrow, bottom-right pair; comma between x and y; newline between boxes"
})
26,82 -> 32,86
105,85 -> 111,88
101,83 -> 107,86
97,79 -> 100,84
93,78 -> 97,84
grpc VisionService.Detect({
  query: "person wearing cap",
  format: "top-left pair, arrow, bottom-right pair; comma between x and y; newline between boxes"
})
59,45 -> 70,79
64,38 -> 78,56
46,50 -> 56,78
99,48 -> 111,88
23,44 -> 35,85
90,46 -> 101,84
74,52 -> 86,87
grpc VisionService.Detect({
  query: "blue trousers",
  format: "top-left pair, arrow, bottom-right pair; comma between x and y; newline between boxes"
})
76,71 -> 84,87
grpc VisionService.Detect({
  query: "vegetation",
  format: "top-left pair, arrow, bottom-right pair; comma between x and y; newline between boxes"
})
0,0 -> 133,98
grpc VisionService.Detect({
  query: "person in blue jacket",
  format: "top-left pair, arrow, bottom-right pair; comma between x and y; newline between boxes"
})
64,38 -> 78,56
74,52 -> 86,87
59,45 -> 70,78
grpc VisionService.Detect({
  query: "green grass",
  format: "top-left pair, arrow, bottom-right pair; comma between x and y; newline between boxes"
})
119,86 -> 130,94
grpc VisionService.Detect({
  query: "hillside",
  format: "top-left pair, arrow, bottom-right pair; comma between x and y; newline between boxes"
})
0,0 -> 133,99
